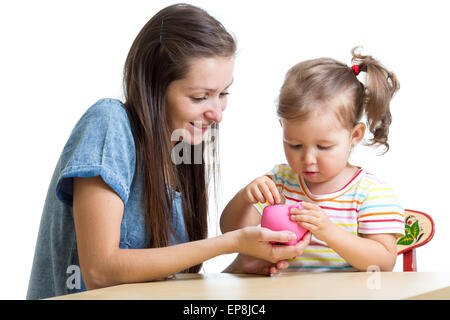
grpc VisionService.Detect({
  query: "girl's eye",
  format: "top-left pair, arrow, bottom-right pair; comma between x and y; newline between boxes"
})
289,144 -> 302,149
220,92 -> 230,97
318,145 -> 332,150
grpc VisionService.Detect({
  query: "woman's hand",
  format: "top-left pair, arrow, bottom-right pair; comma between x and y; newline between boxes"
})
222,254 -> 290,275
290,201 -> 337,241
231,226 -> 311,264
243,176 -> 282,205
225,228 -> 311,275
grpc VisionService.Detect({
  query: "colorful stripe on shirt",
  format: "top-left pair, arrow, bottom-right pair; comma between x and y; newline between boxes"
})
253,164 -> 405,272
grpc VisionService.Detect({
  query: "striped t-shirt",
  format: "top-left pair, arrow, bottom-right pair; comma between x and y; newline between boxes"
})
254,164 -> 405,272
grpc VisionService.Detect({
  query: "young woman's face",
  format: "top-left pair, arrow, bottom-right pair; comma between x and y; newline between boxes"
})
165,55 -> 234,145
281,112 -> 363,191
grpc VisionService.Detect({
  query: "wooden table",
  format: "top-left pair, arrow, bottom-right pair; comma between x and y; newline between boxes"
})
50,272 -> 450,300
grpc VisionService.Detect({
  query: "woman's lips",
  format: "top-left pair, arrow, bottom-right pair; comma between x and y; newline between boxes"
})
189,122 -> 209,133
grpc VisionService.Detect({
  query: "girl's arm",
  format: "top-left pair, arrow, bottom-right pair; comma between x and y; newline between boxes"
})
220,188 -> 261,233
322,227 -> 397,271
73,176 -> 304,290
290,202 -> 397,271
220,176 -> 280,233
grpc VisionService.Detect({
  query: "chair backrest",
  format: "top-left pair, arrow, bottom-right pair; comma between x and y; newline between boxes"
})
396,209 -> 435,271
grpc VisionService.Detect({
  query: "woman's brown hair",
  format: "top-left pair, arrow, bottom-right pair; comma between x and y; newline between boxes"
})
122,3 -> 236,273
278,47 -> 400,153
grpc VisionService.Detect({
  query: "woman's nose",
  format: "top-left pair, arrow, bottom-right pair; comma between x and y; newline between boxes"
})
204,99 -> 225,123
204,109 -> 222,123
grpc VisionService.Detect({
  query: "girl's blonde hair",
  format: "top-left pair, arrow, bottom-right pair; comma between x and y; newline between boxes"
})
277,47 -> 400,152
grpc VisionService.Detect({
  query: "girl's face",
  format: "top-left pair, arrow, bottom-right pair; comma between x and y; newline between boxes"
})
165,55 -> 234,145
281,111 -> 364,193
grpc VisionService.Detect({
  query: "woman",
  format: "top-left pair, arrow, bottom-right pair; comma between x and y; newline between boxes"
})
26,3 -> 309,300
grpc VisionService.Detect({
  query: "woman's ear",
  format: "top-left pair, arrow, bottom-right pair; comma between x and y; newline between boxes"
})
351,122 -> 366,146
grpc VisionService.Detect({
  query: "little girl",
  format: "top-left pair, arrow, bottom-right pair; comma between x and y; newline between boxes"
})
220,47 -> 405,272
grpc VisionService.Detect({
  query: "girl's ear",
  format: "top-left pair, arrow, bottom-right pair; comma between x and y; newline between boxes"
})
351,122 -> 366,145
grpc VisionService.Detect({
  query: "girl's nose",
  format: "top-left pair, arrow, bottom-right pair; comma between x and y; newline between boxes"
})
303,148 -> 317,165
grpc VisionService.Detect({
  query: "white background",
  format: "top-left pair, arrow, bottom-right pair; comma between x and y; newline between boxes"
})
1,0 -> 449,299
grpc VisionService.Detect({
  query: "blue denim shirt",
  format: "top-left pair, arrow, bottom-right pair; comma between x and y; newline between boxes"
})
26,98 -> 189,300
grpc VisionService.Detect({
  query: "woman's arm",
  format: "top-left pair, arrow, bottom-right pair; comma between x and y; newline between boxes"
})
73,176 -> 304,290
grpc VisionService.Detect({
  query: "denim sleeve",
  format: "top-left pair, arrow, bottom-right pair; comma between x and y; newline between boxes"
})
55,99 -> 136,206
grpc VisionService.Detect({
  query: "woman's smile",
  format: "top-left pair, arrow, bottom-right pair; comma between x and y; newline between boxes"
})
189,121 -> 211,134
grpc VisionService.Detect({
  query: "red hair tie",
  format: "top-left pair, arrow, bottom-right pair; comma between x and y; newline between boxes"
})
351,65 -> 360,76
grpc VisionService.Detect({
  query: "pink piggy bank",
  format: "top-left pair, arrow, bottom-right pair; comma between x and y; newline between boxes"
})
261,202 -> 308,245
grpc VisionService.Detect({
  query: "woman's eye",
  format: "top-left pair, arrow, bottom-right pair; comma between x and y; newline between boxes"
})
220,92 -> 230,97
289,144 -> 302,149
191,97 -> 207,102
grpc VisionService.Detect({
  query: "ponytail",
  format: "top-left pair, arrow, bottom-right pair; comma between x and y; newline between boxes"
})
351,47 -> 400,152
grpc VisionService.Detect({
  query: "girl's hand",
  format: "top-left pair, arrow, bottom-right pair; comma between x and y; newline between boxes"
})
232,226 -> 311,263
243,176 -> 282,205
290,201 -> 336,242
